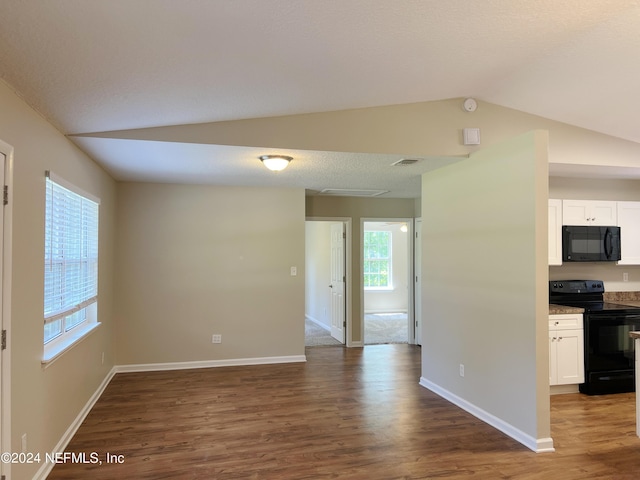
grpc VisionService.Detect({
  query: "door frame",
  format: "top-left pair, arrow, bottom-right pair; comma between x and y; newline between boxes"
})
414,218 -> 422,345
0,139 -> 14,480
361,218 -> 415,344
329,222 -> 346,343
306,217 -> 353,346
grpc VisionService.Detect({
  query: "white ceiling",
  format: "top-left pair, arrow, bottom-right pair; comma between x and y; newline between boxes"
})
1,0 -> 640,197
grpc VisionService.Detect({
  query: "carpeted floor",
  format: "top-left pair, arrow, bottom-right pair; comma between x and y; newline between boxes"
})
364,313 -> 408,345
305,313 -> 408,347
305,319 -> 342,347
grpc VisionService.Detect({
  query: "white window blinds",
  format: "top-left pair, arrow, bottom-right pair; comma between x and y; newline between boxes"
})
44,172 -> 99,343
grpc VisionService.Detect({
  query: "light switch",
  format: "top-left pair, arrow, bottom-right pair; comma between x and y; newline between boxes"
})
290,266 -> 297,276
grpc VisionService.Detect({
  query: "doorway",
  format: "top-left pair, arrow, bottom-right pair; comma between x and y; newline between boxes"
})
363,220 -> 413,345
305,218 -> 351,347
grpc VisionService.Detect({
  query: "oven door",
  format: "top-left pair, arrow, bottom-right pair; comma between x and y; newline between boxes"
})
583,313 -> 640,394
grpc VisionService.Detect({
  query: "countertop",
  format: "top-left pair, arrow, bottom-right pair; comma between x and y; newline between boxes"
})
630,331 -> 640,339
549,304 -> 584,315
550,291 -> 640,316
604,291 -> 640,308
604,291 -> 640,302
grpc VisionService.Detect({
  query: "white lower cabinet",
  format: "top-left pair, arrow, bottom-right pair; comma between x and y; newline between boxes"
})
549,314 -> 584,386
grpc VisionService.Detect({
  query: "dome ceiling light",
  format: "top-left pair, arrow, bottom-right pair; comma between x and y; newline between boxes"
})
259,155 -> 293,172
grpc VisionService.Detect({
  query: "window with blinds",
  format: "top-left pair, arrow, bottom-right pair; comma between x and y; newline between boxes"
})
44,172 -> 99,345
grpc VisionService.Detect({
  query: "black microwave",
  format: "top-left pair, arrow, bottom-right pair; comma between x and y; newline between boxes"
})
562,225 -> 621,262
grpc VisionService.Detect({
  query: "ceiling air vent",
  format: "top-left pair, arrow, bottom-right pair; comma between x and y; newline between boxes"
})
319,188 -> 388,197
391,158 -> 421,166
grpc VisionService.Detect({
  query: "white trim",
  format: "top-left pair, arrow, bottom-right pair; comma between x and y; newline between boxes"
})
305,314 -> 331,332
32,366 -> 117,480
42,322 -> 101,366
363,286 -> 394,292
0,139 -> 13,480
45,170 -> 101,204
364,310 -> 408,315
419,377 -> 555,453
115,355 -> 307,373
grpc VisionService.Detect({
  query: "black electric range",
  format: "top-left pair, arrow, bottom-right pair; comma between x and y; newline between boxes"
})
550,280 -> 640,395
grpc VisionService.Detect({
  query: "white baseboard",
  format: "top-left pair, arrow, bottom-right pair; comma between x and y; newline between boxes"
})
115,354 -> 307,373
419,377 -> 555,453
550,384 -> 579,395
364,310 -> 408,315
33,366 -> 118,480
305,314 -> 331,331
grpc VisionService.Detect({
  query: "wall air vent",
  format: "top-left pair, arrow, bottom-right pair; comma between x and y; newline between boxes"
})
391,158 -> 421,166
319,188 -> 388,197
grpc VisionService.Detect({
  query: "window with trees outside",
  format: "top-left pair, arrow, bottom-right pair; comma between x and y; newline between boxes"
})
43,171 -> 100,361
363,231 -> 391,289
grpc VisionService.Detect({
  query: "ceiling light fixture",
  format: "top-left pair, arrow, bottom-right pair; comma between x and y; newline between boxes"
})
259,155 -> 293,172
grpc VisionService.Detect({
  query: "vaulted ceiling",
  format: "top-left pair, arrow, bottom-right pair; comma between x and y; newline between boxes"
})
1,0 -> 639,197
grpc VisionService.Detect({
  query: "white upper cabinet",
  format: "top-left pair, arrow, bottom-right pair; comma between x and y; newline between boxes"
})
562,200 -> 617,226
617,201 -> 640,265
548,199 -> 562,266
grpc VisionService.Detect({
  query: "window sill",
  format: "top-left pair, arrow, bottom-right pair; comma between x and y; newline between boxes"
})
42,322 -> 101,368
364,287 -> 395,292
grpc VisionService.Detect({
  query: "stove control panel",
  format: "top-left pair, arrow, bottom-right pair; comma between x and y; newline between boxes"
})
549,280 -> 604,294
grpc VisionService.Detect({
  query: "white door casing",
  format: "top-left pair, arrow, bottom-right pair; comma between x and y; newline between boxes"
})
414,218 -> 422,345
0,152 -> 3,478
330,223 -> 345,343
0,140 -> 13,480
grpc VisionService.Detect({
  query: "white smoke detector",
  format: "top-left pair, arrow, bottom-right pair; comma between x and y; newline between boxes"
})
463,98 -> 477,112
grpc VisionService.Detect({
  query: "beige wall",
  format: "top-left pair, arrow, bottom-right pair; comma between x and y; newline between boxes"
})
114,183 -> 306,365
421,131 -> 550,449
0,80 -> 117,479
550,176 -> 640,290
306,196 -> 415,344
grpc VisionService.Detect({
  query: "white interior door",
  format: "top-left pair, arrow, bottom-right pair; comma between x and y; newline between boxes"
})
330,223 -> 345,343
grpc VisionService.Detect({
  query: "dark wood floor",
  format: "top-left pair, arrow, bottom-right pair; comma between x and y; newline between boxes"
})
48,345 -> 640,479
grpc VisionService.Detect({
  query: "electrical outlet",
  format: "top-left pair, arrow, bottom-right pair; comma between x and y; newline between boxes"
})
212,334 -> 222,344
623,272 -> 629,282
459,364 -> 465,377
290,266 -> 297,276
